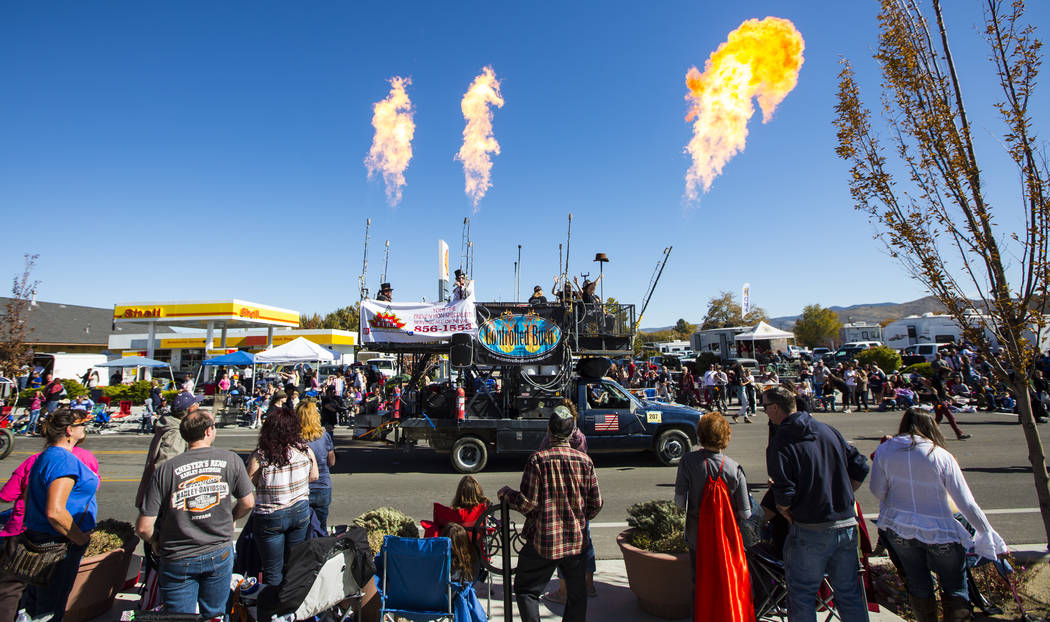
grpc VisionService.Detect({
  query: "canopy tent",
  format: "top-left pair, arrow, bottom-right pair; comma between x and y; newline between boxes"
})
97,356 -> 175,384
733,321 -> 795,341
252,337 -> 336,396
254,337 -> 336,364
202,350 -> 255,366
733,321 -> 795,358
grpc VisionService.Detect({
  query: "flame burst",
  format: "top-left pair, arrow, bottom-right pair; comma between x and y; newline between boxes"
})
455,67 -> 504,210
365,76 -> 415,206
683,17 -> 804,201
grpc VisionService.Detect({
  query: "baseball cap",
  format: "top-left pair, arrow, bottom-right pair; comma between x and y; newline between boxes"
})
534,285 -> 542,292
173,392 -> 203,412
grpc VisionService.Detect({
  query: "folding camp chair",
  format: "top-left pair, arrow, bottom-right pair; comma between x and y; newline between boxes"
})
118,400 -> 133,416
378,536 -> 454,622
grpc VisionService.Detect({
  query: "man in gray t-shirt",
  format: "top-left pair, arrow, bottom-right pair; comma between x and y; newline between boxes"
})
136,411 -> 254,618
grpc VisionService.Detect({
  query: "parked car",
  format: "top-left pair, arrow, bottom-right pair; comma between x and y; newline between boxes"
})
724,357 -> 760,372
810,347 -> 832,362
786,345 -> 811,360
899,342 -> 954,366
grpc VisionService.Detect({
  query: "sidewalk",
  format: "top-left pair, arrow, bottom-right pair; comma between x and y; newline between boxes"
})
102,556 -> 907,622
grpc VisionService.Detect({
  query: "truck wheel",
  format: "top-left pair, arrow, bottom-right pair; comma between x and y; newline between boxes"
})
655,429 -> 690,467
451,436 -> 488,473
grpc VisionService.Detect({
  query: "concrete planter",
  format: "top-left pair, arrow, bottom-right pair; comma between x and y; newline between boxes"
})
617,529 -> 692,620
65,538 -> 139,622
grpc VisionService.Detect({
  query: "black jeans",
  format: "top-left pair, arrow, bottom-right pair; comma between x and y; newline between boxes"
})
514,542 -> 587,622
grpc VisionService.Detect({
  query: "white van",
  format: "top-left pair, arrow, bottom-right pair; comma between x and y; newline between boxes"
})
32,353 -> 109,385
900,343 -> 953,363
364,357 -> 397,379
842,341 -> 883,350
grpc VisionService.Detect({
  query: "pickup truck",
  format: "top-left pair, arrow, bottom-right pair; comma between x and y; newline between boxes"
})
399,372 -> 704,473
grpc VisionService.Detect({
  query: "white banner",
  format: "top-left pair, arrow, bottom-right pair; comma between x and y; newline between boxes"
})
360,298 -> 476,344
742,283 -> 751,317
438,240 -> 449,281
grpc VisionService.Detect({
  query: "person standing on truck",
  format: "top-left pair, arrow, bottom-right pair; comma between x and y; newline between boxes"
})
498,408 -> 602,622
376,282 -> 393,302
528,285 -> 547,305
452,269 -> 474,300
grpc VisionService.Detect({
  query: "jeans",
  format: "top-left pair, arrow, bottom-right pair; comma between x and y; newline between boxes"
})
309,487 -> 332,533
885,531 -> 967,600
141,399 -> 154,433
21,530 -> 88,622
254,499 -> 310,585
158,545 -> 235,617
24,409 -> 40,434
783,524 -> 869,622
514,542 -> 586,622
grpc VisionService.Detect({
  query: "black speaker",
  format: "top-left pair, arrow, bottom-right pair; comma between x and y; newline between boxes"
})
450,333 -> 474,368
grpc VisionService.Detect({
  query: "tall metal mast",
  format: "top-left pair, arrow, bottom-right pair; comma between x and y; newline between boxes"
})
381,240 -> 391,284
460,217 -> 471,273
563,213 -> 573,283
359,218 -> 372,301
635,246 -> 672,333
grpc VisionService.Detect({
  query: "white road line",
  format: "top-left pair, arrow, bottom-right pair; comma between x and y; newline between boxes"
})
588,508 -> 1041,528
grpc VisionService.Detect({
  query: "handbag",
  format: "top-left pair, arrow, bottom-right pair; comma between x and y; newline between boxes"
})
0,533 -> 68,586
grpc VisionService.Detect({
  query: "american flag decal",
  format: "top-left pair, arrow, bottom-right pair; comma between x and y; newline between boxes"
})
594,414 -> 619,431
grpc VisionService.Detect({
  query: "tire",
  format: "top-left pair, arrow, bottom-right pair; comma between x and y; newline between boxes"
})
654,428 -> 690,467
451,436 -> 488,473
0,428 -> 13,460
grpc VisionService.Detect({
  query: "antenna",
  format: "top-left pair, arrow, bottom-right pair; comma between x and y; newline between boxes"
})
381,240 -> 391,284
467,241 -> 474,276
359,218 -> 372,301
558,243 -> 563,278
460,217 -> 471,273
563,213 -> 573,282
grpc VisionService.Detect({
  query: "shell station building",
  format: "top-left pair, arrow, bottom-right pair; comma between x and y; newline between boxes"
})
108,299 -> 357,371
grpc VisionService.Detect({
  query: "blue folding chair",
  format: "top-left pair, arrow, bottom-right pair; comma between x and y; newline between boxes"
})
379,535 -> 454,622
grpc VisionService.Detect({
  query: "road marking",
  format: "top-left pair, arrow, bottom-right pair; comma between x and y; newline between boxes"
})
589,508 -> 1041,529
101,478 -> 141,483
12,450 -> 148,455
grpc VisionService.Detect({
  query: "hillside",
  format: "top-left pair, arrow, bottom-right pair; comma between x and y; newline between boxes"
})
640,295 -> 946,333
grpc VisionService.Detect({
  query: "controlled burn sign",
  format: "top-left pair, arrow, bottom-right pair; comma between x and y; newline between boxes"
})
475,304 -> 563,365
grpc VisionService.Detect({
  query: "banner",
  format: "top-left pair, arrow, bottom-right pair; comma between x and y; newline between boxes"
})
741,283 -> 751,317
360,298 -> 476,344
438,240 -> 449,281
474,303 -> 565,365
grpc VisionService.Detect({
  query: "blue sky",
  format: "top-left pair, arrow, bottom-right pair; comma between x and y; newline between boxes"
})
3,1 -> 1047,327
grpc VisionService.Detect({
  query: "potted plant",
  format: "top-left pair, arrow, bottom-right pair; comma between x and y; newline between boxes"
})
616,500 -> 693,620
65,519 -> 140,622
349,507 -> 420,622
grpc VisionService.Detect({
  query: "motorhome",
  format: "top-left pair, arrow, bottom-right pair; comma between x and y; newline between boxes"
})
883,312 -> 1050,352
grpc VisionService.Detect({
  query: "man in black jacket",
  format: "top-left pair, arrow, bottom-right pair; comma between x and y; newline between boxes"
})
763,386 -> 870,622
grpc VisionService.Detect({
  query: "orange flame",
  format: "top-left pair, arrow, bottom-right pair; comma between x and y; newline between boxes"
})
683,17 -> 804,201
455,66 -> 504,211
365,76 -> 415,206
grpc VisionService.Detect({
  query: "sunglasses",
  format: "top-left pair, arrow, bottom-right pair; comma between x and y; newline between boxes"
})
70,422 -> 90,427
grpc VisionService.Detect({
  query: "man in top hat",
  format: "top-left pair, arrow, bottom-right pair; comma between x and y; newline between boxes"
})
528,285 -> 547,305
452,269 -> 474,301
376,282 -> 393,302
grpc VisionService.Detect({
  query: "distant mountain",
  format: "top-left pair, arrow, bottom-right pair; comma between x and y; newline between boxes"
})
640,296 -> 946,333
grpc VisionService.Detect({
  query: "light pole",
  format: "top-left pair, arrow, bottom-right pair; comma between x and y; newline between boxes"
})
594,252 -> 609,302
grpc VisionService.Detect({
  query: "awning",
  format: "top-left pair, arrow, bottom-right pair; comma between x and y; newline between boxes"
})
254,337 -> 336,364
201,350 -> 255,366
97,356 -> 171,368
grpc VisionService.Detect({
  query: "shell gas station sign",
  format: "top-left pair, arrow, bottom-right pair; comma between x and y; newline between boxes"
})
113,300 -> 299,328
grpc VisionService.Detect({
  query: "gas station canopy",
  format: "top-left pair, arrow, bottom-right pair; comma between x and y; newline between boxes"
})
113,300 -> 299,328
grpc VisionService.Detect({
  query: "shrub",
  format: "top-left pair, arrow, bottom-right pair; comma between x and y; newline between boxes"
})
16,378 -> 87,406
352,506 -> 421,555
902,362 -> 934,378
625,499 -> 687,554
101,380 -> 154,404
856,346 -> 903,373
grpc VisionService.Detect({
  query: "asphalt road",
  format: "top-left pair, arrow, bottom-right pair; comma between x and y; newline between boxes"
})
3,409 -> 1046,560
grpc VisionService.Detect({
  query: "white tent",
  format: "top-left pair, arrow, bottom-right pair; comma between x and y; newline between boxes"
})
734,320 -> 795,357
254,337 -> 337,364
733,321 -> 795,341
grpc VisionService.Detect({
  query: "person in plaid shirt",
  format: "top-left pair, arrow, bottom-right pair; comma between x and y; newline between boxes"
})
498,407 -> 603,622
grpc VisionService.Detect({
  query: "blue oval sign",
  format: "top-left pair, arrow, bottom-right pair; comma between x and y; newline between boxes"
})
477,313 -> 562,361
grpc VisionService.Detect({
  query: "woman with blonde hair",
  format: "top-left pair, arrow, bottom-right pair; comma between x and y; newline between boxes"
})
298,400 -> 335,532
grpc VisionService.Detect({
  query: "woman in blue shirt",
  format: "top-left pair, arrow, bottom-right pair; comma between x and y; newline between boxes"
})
298,401 -> 335,532
21,408 -> 100,622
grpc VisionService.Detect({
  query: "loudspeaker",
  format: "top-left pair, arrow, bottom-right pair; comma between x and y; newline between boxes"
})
450,333 -> 474,368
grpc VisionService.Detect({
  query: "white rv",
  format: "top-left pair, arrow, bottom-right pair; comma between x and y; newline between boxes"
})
883,311 -> 1050,352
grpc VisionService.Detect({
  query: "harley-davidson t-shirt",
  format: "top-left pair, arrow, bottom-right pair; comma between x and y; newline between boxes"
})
142,446 -> 253,560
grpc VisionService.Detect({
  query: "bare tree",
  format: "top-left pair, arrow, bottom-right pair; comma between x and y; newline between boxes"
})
835,0 -> 1050,541
0,254 -> 40,378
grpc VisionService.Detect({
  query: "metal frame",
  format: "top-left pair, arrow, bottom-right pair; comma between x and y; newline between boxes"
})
379,536 -> 454,622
